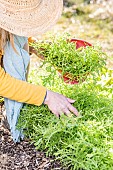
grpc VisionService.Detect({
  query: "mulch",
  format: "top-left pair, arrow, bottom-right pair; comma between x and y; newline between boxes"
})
0,104 -> 67,170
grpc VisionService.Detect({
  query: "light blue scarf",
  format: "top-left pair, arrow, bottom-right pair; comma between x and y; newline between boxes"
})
3,35 -> 30,143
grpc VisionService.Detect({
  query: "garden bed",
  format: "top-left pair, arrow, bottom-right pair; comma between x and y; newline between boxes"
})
1,1 -> 113,169
0,115 -> 66,170
17,67 -> 113,170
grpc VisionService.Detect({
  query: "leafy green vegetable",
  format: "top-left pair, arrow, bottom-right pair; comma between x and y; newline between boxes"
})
17,67 -> 113,170
31,34 -> 107,82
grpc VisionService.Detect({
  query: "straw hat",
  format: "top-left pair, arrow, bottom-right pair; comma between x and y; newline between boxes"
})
0,0 -> 63,37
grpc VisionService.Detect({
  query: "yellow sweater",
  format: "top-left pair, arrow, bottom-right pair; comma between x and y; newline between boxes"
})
0,59 -> 46,106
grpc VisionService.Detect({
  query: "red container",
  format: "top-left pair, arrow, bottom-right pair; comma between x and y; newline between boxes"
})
70,39 -> 92,49
60,39 -> 92,84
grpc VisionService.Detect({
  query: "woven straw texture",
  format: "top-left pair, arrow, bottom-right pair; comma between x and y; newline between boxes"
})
0,0 -> 63,36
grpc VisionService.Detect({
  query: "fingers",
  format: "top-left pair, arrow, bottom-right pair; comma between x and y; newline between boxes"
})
52,99 -> 78,117
54,108 -> 71,118
45,90 -> 79,118
60,108 -> 71,117
67,103 -> 79,117
49,107 -> 60,118
56,102 -> 78,117
67,97 -> 75,103
66,97 -> 79,116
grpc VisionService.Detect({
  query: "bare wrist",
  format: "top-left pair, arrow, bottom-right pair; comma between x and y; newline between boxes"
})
43,90 -> 49,104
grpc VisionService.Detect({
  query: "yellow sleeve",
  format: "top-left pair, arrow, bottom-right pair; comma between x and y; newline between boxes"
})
0,65 -> 46,106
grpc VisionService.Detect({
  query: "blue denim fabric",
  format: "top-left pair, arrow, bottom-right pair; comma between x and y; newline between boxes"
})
3,35 -> 30,143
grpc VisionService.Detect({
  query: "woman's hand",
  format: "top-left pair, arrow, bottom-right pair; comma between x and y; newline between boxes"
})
44,90 -> 78,117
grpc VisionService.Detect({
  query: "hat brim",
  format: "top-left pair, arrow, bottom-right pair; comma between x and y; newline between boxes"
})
0,0 -> 63,37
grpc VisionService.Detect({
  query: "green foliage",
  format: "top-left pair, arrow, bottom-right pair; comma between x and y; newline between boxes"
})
0,96 -> 4,104
17,68 -> 113,170
32,34 -> 106,82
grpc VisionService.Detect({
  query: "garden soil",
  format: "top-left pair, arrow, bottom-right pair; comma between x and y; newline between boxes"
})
0,108 -> 66,170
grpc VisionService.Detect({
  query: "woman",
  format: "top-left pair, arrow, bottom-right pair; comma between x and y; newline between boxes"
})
0,0 -> 78,142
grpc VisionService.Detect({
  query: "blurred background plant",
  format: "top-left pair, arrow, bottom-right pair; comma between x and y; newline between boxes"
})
29,0 -> 113,70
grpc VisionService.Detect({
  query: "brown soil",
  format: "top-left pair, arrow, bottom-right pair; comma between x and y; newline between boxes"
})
0,106 -> 65,170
